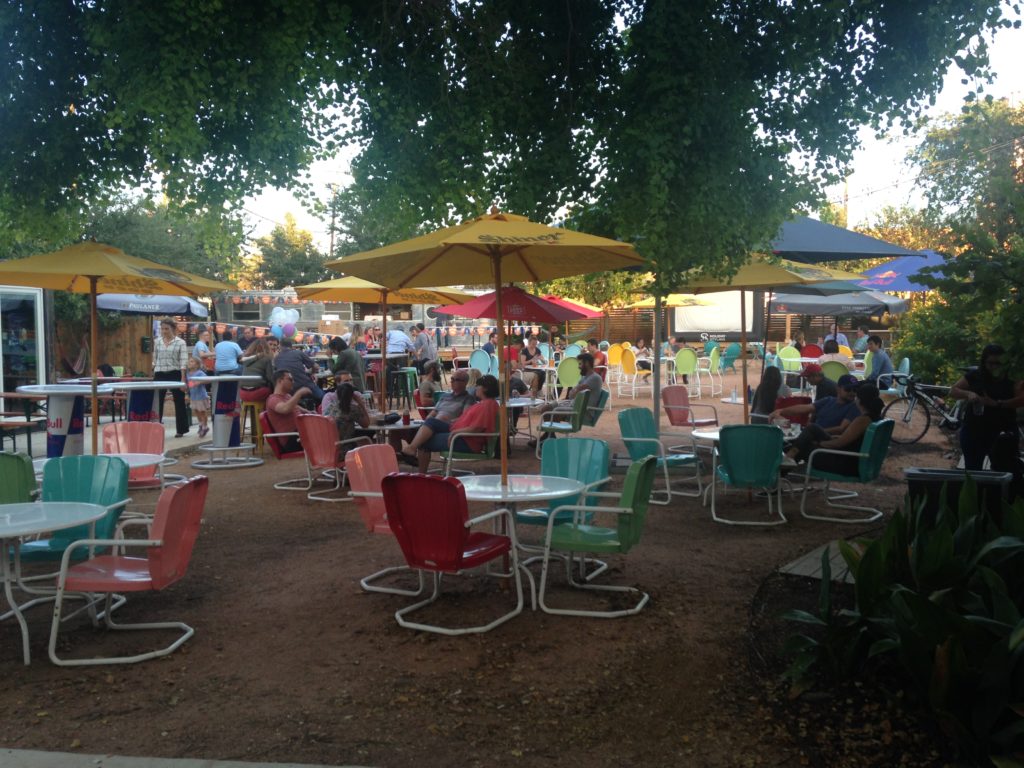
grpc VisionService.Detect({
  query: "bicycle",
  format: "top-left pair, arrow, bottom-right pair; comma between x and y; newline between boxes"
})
881,373 -> 964,445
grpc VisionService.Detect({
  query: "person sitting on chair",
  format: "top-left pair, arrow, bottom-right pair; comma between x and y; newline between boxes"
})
770,373 -> 861,433
265,369 -> 313,453
818,339 -> 854,370
529,353 -> 603,447
785,384 -> 884,470
400,374 -> 500,472
750,366 -> 790,423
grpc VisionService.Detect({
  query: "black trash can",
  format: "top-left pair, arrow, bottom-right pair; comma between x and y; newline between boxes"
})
904,468 -> 1011,523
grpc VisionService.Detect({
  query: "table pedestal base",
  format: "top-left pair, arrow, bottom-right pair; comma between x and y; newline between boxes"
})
191,442 -> 263,469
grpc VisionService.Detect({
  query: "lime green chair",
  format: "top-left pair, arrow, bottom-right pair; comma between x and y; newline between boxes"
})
537,455 -> 657,617
536,391 -> 590,458
0,452 -> 36,503
19,455 -> 131,563
710,425 -> 787,526
777,345 -> 802,373
671,348 -> 700,396
799,419 -> 894,523
821,360 -> 849,383
617,407 -> 702,504
554,356 -> 580,395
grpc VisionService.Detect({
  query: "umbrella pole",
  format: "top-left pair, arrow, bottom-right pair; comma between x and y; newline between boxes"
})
493,252 -> 508,486
380,292 -> 388,411
652,293 -> 662,426
90,277 -> 99,455
741,290 -> 749,424
763,290 -> 772,371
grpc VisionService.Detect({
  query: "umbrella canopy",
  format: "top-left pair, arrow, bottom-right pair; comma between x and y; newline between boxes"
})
857,249 -> 947,293
770,290 -> 909,316
294,276 -> 476,305
329,211 -> 643,484
626,294 -> 709,309
435,286 -> 589,324
541,295 -> 604,319
96,294 -> 208,318
769,216 -> 919,263
0,241 -> 235,453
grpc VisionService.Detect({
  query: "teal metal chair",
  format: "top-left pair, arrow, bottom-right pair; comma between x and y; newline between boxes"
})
0,452 -> 36,503
710,425 -> 787,526
536,390 -> 590,458
537,455 -> 658,618
563,344 -> 582,358
468,349 -> 491,376
720,342 -> 741,374
799,419 -> 894,523
617,407 -> 702,504
879,357 -> 910,397
519,437 -> 610,526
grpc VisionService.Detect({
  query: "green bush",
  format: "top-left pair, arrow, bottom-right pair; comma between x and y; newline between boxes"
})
785,478 -> 1024,765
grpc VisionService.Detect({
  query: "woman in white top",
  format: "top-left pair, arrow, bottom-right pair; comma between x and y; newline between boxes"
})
817,339 -> 855,370
632,338 -> 653,371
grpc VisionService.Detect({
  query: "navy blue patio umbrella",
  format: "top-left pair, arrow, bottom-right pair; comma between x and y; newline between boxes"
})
96,293 -> 208,317
857,249 -> 947,292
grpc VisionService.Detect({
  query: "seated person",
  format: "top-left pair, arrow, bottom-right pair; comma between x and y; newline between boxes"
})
800,363 -> 838,401
322,382 -> 372,457
265,369 -> 313,453
273,339 -> 324,403
786,384 -> 884,470
401,374 -> 500,472
418,361 -> 442,404
240,339 -> 275,402
632,338 -> 653,371
94,363 -> 116,378
519,336 -> 548,396
531,353 -> 603,445
866,335 -> 894,385
587,339 -> 608,381
482,331 -> 498,356
818,339 -> 854,370
769,374 -> 861,434
852,325 -> 870,355
749,366 -> 790,423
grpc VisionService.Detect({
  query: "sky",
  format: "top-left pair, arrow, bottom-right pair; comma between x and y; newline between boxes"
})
242,16 -> 1024,250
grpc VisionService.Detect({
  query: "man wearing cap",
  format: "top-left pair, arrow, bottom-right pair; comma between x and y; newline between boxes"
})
770,373 -> 860,433
800,363 -> 838,401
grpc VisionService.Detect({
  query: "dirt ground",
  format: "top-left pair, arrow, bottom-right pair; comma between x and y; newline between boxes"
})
0,374 -> 960,767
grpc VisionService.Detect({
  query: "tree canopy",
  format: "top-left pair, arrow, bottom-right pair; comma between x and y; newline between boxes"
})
249,214 -> 328,290
1,1 -> 1016,283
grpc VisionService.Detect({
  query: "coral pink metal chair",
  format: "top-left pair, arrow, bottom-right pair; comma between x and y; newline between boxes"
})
661,385 -> 719,429
47,475 -> 209,666
101,421 -> 174,489
346,444 -> 425,596
382,473 -> 531,635
260,410 -> 312,490
295,413 -> 372,502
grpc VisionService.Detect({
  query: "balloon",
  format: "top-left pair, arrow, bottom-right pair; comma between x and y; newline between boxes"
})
271,324 -> 283,339
282,323 -> 296,338
285,309 -> 300,324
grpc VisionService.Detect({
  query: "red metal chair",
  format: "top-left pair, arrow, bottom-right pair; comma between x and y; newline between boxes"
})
801,344 -> 824,358
295,413 -> 371,502
47,475 -> 209,666
346,444 -> 425,596
260,410 -> 311,490
382,473 -> 531,635
412,389 -> 432,419
774,396 -> 813,425
102,421 -> 176,489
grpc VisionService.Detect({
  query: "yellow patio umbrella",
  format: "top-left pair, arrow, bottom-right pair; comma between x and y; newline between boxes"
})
0,242 -> 235,453
294,276 -> 477,406
327,211 -> 645,484
674,258 -> 865,422
625,294 -> 708,309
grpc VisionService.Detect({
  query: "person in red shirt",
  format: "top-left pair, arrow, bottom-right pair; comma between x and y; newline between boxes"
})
400,374 -> 500,472
587,338 -> 608,380
265,369 -> 313,453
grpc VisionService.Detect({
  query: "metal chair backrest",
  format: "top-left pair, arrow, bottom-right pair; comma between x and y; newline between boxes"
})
721,342 -> 741,367
838,344 -> 854,357
469,349 -> 490,375
607,345 -> 623,366
661,385 -> 695,427
296,414 -> 340,471
346,444 -> 399,534
616,456 -> 658,552
0,451 -> 35,504
582,389 -> 609,427
708,345 -> 721,371
41,455 -> 129,542
260,411 -> 304,460
102,421 -> 164,484
620,348 -> 639,375
674,348 -> 698,376
703,341 -> 717,356
563,344 -> 582,358
802,343 -> 823,358
717,425 -> 783,488
489,354 -> 500,376
566,390 -> 591,431
821,361 -> 849,383
538,342 -> 552,360
383,473 -> 471,574
777,346 -> 802,372
541,437 -> 610,515
857,419 -> 894,481
148,475 -> 208,590
556,356 -> 581,390
618,407 -> 658,462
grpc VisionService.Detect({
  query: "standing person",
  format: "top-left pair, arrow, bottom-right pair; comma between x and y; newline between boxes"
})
750,366 -> 791,423
240,339 -> 274,403
265,370 -> 313,453
152,318 -> 190,438
237,326 -> 256,351
329,337 -> 365,392
273,338 -> 324,403
865,335 -> 894,384
852,325 -> 870,354
186,357 -> 210,437
413,322 -> 436,373
950,344 -> 1024,471
192,327 -> 215,370
214,329 -> 244,374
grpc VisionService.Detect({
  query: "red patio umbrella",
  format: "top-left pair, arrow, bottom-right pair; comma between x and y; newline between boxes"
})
434,286 -> 589,324
541,295 -> 604,319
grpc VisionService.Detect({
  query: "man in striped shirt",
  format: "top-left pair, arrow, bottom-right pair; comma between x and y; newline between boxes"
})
152,318 -> 190,437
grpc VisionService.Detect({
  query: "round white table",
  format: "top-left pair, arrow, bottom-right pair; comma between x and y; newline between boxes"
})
459,474 -> 585,505
191,375 -> 264,469
362,419 -> 423,443
17,384 -> 115,458
505,397 -> 546,441
0,501 -> 108,665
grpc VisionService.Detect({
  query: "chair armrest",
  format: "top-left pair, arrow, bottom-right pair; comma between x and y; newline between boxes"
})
582,477 -> 612,492
806,446 -> 868,474
544,503 -> 633,540
466,507 -> 512,528
263,430 -> 299,439
348,490 -> 384,499
336,436 -> 373,447
620,435 -> 667,457
107,498 -> 132,513
446,430 -> 498,446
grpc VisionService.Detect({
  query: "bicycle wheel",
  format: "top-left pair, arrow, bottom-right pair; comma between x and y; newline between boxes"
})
883,397 -> 931,444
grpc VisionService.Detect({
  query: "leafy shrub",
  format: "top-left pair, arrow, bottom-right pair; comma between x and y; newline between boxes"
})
785,478 -> 1024,765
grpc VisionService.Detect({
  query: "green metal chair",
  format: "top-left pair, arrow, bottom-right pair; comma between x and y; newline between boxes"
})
554,356 -> 580,397
777,345 -> 802,373
821,360 -> 849,383
0,451 -> 36,504
536,390 -> 590,458
720,342 -> 741,374
441,412 -> 501,477
617,407 -> 702,504
799,419 -> 894,523
581,389 -> 609,427
537,455 -> 657,618
710,425 -> 787,526
670,348 -> 700,397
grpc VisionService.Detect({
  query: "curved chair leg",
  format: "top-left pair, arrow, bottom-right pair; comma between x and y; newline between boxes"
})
539,550 -> 648,618
360,566 -> 425,597
800,480 -> 883,523
710,476 -> 788,526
